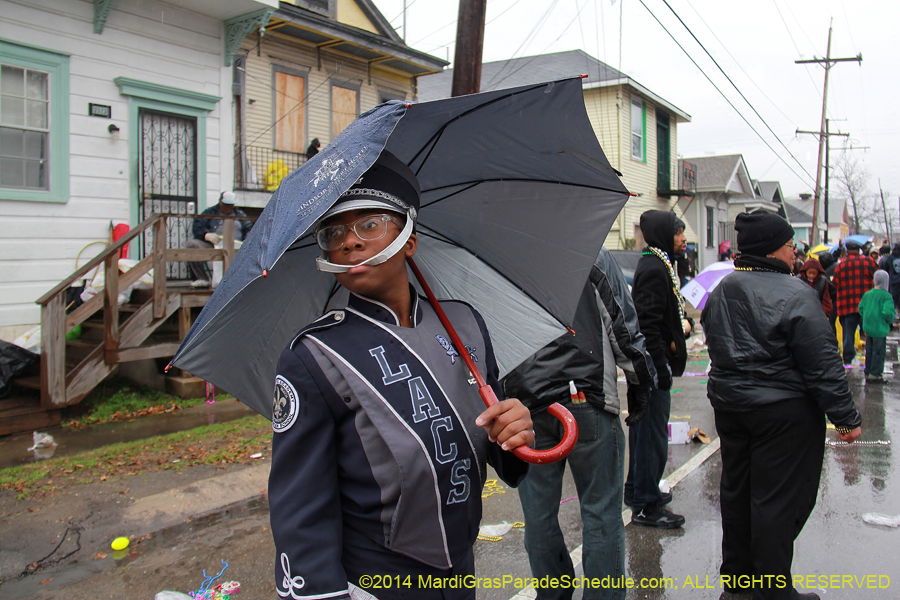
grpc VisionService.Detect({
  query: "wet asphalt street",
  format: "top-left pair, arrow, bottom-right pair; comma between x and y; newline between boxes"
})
3,346 -> 899,599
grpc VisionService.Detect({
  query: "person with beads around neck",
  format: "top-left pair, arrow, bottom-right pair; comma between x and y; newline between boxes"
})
702,210 -> 862,600
625,210 -> 694,529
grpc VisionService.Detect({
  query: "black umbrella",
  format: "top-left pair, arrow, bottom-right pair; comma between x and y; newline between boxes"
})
170,77 -> 630,461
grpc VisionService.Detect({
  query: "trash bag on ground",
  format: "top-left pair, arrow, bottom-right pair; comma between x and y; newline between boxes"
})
0,339 -> 39,397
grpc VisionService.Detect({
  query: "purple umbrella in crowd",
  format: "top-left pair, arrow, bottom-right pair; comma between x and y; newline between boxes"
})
681,261 -> 736,310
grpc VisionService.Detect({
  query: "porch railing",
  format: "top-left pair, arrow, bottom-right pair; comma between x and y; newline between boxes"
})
34,213 -> 253,409
234,144 -> 308,191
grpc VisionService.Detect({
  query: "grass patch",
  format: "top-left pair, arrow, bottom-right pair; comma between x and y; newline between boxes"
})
2,415 -> 270,499
62,377 -> 211,428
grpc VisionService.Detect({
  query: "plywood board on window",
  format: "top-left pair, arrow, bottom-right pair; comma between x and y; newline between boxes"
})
275,71 -> 305,153
332,85 -> 358,138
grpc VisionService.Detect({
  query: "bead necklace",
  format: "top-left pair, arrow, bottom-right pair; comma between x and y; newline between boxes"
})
642,247 -> 685,323
733,266 -> 785,274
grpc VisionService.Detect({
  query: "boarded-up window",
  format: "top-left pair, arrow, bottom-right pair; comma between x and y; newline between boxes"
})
332,84 -> 358,139
274,70 -> 305,153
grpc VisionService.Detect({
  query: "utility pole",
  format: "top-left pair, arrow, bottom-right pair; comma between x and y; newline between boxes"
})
795,21 -> 862,243
879,180 -> 892,243
796,119 -> 848,244
451,0 -> 487,97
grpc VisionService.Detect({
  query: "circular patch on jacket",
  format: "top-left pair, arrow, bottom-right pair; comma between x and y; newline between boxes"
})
272,375 -> 298,433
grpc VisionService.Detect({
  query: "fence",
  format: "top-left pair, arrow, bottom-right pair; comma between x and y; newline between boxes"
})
234,144 -> 308,191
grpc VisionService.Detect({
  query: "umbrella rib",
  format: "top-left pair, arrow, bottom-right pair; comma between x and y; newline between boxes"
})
407,78 -> 585,175
421,178 -> 629,198
413,226 -> 571,332
419,182 -> 482,209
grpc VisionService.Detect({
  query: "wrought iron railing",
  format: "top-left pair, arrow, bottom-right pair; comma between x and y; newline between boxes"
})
234,144 -> 308,191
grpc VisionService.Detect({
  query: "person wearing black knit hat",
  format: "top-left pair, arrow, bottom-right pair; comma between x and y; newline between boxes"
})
702,210 -> 862,600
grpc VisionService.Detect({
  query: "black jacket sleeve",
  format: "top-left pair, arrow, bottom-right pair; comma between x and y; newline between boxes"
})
631,262 -> 672,381
782,290 -> 862,428
192,207 -> 217,240
269,345 -> 351,600
593,251 -> 657,388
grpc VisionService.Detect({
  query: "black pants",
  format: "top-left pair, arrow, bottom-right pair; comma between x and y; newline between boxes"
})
715,399 -> 825,600
840,312 -> 862,365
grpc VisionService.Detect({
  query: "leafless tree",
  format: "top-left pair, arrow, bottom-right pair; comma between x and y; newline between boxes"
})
833,155 -> 877,234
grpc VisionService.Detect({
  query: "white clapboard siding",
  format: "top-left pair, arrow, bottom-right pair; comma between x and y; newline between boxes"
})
0,0 -> 227,333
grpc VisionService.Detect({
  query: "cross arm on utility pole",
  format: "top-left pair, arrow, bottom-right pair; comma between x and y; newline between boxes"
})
796,129 -> 849,137
795,53 -> 862,65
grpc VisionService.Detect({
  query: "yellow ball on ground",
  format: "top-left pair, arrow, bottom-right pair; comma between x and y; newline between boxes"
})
111,536 -> 129,551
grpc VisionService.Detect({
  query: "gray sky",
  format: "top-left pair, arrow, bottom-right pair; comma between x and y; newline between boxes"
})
373,0 -> 899,213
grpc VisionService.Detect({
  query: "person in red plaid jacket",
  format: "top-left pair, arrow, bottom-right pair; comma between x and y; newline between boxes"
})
832,240 -> 878,365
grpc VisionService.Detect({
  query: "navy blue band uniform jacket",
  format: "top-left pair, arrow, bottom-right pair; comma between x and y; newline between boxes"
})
269,290 -> 529,599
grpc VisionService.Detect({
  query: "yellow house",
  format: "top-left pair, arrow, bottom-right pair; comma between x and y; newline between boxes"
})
232,0 -> 448,208
417,49 -> 692,250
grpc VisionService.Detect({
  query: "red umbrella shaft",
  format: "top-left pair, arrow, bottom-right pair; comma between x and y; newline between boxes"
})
406,256 -> 577,464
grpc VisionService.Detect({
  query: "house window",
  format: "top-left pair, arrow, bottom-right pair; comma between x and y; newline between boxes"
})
0,65 -> 48,189
331,82 -> 359,139
706,206 -> 715,248
273,66 -> 307,154
0,40 -> 69,202
630,97 -> 644,161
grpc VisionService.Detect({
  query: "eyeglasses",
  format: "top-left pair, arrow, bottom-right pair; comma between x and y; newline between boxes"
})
785,242 -> 796,251
315,214 -> 401,251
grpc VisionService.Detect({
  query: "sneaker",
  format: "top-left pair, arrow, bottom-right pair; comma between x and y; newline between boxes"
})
624,490 -> 672,508
190,279 -> 210,288
866,375 -> 885,384
631,505 -> 685,529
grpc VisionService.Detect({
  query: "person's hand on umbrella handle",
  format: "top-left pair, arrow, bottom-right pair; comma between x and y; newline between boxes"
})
476,398 -> 533,451
475,384 -> 577,464
839,426 -> 862,443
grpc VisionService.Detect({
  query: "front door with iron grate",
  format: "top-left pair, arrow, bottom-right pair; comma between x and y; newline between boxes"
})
138,109 -> 198,280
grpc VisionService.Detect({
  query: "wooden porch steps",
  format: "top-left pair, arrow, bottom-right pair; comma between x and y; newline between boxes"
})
2,212 -> 244,438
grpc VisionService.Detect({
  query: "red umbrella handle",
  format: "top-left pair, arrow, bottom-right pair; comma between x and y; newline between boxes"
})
407,257 -> 577,464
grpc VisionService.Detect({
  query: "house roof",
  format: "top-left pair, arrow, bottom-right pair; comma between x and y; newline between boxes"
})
783,195 -> 848,228
756,181 -> 783,203
270,0 -> 448,76
417,49 -> 690,121
784,201 -> 812,225
682,154 -> 753,195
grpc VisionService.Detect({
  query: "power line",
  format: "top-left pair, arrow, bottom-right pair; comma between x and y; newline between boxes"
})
660,0 -> 814,184
484,0 -> 562,89
682,0 -> 795,125
636,0 -> 815,187
488,0 -> 594,90
770,0 -> 822,99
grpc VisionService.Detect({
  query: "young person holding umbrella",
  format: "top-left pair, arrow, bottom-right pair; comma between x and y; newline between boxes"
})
268,151 -> 532,600
702,210 -> 862,599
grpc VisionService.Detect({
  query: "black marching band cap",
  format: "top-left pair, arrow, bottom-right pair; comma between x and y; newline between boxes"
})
320,150 -> 421,224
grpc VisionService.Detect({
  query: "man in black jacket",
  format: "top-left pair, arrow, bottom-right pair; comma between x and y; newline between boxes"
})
625,210 -> 693,528
503,248 -> 656,599
186,191 -> 253,287
702,211 -> 861,599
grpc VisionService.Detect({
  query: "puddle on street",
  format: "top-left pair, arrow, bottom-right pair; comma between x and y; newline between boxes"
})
0,400 -> 257,470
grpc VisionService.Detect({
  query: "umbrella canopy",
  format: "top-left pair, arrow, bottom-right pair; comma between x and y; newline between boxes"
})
171,77 -> 630,417
681,261 -> 735,310
808,243 -> 830,258
830,234 -> 873,252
